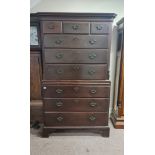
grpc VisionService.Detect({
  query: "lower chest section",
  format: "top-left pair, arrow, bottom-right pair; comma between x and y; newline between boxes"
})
42,81 -> 110,127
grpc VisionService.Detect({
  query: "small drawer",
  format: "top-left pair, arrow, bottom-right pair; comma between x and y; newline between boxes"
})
42,84 -> 110,98
63,22 -> 89,34
44,49 -> 108,64
91,22 -> 111,34
42,21 -> 62,33
43,64 -> 108,80
44,98 -> 109,112
44,112 -> 108,126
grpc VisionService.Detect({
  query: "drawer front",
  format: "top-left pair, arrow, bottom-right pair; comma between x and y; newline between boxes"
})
44,64 -> 108,80
42,85 -> 110,98
91,22 -> 111,34
44,49 -> 108,64
63,22 -> 89,34
44,112 -> 108,126
44,98 -> 109,112
42,21 -> 62,33
43,35 -> 108,48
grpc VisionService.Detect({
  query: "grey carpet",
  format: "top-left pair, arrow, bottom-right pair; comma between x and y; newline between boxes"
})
31,121 -> 124,155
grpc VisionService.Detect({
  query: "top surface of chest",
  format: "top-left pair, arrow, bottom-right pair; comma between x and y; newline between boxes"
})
36,12 -> 116,20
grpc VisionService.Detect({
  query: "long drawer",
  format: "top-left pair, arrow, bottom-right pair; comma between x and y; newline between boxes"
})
44,98 -> 109,112
43,35 -> 108,48
44,112 -> 108,126
43,64 -> 108,80
44,49 -> 108,64
42,84 -> 110,98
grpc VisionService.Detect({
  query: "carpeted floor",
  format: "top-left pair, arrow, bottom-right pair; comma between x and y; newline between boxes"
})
30,121 -> 123,155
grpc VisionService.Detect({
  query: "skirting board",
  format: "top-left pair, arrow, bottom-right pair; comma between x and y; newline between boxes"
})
110,110 -> 124,129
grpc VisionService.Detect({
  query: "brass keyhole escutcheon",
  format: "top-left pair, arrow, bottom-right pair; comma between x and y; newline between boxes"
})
74,99 -> 79,103
73,86 -> 80,92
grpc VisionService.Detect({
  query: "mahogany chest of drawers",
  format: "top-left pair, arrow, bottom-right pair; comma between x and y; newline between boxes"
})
39,13 -> 116,137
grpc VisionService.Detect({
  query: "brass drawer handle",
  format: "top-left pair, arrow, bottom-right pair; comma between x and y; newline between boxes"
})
89,39 -> 96,45
55,40 -> 62,44
56,53 -> 63,59
88,53 -> 97,59
48,24 -> 55,29
96,25 -> 103,30
88,69 -> 96,75
56,89 -> 63,94
72,24 -> 79,30
89,102 -> 97,107
89,115 -> 96,121
56,101 -> 63,107
57,116 -> 63,122
73,66 -> 80,71
90,89 -> 97,94
56,68 -> 63,74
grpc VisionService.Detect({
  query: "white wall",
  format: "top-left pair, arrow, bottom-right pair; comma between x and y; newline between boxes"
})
30,0 -> 123,112
30,0 -> 124,24
110,26 -> 118,113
